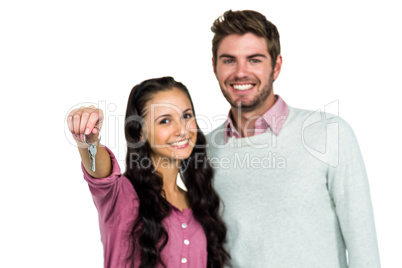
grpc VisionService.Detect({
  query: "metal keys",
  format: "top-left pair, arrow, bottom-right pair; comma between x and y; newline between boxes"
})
88,144 -> 97,172
84,127 -> 101,172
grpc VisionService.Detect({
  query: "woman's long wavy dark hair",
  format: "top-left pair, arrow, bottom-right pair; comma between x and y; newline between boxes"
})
124,76 -> 229,267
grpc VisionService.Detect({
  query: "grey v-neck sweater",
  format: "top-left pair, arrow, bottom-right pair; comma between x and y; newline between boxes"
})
206,106 -> 380,268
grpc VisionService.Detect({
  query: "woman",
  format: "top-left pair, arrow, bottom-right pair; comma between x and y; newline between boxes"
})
67,77 -> 229,267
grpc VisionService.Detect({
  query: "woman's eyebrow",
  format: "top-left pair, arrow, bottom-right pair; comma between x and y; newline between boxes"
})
154,114 -> 171,122
154,108 -> 193,122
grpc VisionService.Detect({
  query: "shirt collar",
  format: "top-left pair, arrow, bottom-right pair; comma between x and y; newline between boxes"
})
224,95 -> 289,144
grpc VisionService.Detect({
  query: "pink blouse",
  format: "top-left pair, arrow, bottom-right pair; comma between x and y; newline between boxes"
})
82,147 -> 207,268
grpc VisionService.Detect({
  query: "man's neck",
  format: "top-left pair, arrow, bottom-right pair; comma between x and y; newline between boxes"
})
231,93 -> 276,137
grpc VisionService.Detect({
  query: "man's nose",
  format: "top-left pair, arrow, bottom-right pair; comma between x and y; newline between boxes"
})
234,61 -> 249,78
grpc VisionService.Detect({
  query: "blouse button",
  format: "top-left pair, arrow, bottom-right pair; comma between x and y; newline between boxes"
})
181,223 -> 187,229
181,257 -> 187,263
184,239 -> 190,245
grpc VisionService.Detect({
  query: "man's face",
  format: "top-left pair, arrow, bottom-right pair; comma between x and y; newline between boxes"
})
213,33 -> 282,112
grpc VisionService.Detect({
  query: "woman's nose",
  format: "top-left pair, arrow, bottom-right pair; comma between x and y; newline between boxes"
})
174,119 -> 187,137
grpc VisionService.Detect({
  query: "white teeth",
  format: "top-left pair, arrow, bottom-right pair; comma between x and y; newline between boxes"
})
233,84 -> 253,90
170,139 -> 189,146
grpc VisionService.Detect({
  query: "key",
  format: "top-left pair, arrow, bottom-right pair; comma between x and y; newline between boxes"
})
84,126 -> 101,172
88,144 -> 97,172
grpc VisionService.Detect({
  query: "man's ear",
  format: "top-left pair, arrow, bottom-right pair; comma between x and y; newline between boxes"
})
212,57 -> 218,79
273,54 -> 283,81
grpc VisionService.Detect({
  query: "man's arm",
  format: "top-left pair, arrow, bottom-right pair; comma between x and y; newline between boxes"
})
328,119 -> 380,267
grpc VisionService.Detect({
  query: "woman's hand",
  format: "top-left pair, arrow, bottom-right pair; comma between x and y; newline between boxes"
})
67,105 -> 104,147
67,105 -> 111,178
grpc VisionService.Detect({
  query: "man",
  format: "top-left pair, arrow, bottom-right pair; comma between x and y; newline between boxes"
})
206,10 -> 380,267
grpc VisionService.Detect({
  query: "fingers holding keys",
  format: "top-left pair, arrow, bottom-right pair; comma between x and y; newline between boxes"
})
67,105 -> 104,144
66,104 -> 112,178
87,108 -> 102,135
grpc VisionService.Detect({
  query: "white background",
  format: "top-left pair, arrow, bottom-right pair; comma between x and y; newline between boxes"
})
1,0 -> 401,267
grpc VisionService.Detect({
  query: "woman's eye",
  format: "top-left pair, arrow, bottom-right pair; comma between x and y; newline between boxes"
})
183,113 -> 193,119
159,118 -> 170,124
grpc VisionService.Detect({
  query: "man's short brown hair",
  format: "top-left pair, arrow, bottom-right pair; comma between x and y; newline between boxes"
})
211,10 -> 281,68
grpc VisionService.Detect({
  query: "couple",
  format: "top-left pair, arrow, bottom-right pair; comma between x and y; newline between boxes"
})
67,10 -> 380,268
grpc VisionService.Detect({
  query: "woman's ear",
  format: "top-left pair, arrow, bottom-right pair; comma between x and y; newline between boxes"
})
139,121 -> 149,143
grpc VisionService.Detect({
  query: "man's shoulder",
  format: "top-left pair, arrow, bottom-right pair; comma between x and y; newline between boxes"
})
205,122 -> 227,146
287,105 -> 352,128
287,105 -> 357,144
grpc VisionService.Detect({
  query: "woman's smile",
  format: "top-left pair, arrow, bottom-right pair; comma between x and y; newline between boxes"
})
169,138 -> 190,148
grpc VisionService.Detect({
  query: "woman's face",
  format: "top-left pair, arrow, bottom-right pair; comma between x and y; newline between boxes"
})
143,87 -> 198,164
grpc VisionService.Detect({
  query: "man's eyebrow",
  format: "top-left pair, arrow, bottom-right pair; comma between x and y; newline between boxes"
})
218,54 -> 267,59
247,54 -> 267,58
218,54 -> 235,59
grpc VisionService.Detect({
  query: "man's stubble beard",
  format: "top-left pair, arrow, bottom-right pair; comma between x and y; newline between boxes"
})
221,72 -> 274,112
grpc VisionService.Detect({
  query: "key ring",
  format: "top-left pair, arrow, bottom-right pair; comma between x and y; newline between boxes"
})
84,127 -> 101,146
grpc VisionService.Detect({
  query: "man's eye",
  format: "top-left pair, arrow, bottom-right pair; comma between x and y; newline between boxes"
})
250,59 -> 261,63
223,59 -> 234,64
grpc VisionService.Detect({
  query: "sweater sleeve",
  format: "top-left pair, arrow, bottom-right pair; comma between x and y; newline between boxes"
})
327,119 -> 380,267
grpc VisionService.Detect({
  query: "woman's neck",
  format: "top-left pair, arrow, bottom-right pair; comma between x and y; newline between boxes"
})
152,157 -> 189,211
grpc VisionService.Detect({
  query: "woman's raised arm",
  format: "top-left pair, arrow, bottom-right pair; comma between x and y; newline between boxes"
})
67,105 -> 112,178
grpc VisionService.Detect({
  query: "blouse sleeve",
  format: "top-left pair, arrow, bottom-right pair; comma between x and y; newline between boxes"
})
81,146 -> 139,223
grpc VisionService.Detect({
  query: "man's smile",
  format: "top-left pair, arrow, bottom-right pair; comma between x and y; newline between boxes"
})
232,84 -> 254,91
